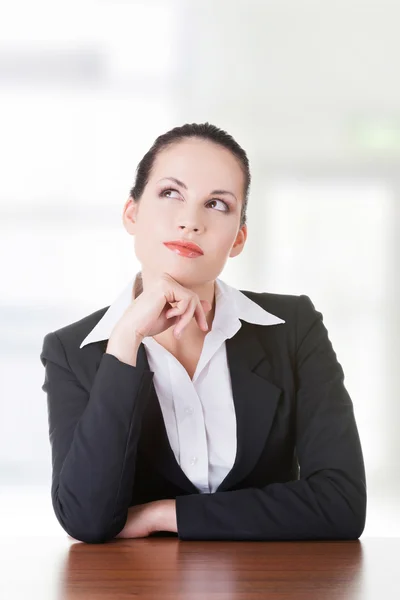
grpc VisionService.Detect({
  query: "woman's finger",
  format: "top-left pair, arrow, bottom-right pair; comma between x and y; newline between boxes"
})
174,297 -> 198,338
166,292 -> 210,336
194,299 -> 209,332
166,307 -> 181,318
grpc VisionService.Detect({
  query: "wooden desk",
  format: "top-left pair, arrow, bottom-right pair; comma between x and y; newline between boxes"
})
1,536 -> 398,599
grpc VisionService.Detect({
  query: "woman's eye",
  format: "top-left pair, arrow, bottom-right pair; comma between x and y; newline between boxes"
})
207,199 -> 230,212
160,188 -> 229,212
160,188 -> 180,199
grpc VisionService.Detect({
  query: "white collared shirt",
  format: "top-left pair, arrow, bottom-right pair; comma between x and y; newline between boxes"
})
80,277 -> 285,493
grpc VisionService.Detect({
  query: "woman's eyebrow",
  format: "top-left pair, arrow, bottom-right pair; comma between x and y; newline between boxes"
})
157,176 -> 237,202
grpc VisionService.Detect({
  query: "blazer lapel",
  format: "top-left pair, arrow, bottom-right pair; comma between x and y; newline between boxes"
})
139,370 -> 200,494
137,321 -> 282,494
216,321 -> 282,491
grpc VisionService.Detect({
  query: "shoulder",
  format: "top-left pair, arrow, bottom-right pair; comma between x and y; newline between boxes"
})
238,289 -> 326,355
40,305 -> 109,360
239,288 -> 322,326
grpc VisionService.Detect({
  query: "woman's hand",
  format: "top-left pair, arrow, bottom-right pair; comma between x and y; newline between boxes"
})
114,503 -> 157,539
108,272 -> 212,347
115,500 -> 177,539
67,501 -> 177,542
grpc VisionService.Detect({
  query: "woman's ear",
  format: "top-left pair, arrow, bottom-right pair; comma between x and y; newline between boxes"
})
229,224 -> 247,258
122,196 -> 139,234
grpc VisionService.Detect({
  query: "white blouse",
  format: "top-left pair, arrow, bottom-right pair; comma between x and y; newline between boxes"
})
80,276 -> 285,493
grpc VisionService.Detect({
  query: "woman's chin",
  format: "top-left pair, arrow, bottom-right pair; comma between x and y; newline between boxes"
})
162,266 -> 206,287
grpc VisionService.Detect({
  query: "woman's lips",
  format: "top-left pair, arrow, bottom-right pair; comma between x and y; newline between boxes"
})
163,243 -> 203,258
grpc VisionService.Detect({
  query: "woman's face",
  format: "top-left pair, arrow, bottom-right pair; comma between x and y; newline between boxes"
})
123,137 -> 247,288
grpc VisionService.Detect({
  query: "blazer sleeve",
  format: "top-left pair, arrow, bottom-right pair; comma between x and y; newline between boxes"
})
40,331 -> 154,543
175,294 -> 367,541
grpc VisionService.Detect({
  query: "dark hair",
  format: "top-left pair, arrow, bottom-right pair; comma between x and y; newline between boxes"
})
129,122 -> 251,228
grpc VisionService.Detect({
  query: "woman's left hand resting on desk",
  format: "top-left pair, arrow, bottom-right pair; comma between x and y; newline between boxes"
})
68,500 -> 177,541
115,499 -> 178,538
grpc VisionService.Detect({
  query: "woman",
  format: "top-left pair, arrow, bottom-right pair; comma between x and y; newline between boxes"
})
39,122 -> 367,544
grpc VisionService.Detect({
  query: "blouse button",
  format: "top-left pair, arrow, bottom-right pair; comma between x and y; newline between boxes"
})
184,406 -> 194,415
190,456 -> 198,466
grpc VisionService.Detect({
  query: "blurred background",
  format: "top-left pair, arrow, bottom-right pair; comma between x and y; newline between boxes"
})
1,0 -> 399,538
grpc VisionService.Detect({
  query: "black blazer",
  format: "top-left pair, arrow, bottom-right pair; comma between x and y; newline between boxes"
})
39,290 -> 367,544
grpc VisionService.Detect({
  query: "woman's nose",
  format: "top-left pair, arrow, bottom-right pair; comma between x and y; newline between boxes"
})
179,224 -> 199,232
